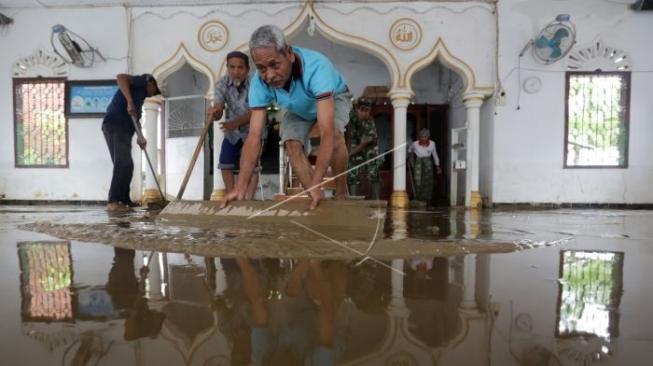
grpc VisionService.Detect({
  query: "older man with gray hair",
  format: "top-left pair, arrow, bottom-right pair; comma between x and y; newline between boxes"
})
221,24 -> 351,210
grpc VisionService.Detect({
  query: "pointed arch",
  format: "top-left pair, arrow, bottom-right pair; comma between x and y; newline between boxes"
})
404,38 -> 491,96
152,43 -> 215,97
308,5 -> 401,88
217,1 -> 399,88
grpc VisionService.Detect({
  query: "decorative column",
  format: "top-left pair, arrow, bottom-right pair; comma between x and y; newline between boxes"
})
215,258 -> 227,296
389,89 -> 413,208
389,259 -> 409,317
142,99 -> 163,206
276,141 -> 286,199
146,252 -> 164,301
210,99 -> 226,201
463,93 -> 484,209
461,254 -> 477,309
389,208 -> 408,240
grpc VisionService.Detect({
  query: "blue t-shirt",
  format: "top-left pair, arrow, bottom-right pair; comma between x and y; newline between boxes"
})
104,74 -> 148,129
248,46 -> 347,121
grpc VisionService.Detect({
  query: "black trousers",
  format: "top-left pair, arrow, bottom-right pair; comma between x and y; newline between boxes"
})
102,123 -> 134,204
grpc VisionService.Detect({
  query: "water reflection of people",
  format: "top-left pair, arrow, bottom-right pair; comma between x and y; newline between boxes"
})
219,258 -> 347,366
347,261 -> 392,314
216,258 -> 256,366
404,257 -> 461,348
105,248 -> 165,341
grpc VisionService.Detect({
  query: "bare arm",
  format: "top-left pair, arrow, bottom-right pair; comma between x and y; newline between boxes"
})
235,258 -> 268,327
116,74 -> 136,116
311,97 -> 336,189
431,141 -> 440,166
431,141 -> 442,174
221,110 -> 252,131
350,136 -> 375,157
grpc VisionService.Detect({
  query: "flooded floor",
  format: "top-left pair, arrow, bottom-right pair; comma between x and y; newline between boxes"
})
0,204 -> 651,365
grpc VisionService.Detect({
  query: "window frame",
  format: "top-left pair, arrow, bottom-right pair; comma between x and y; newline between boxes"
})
563,71 -> 631,169
13,77 -> 69,168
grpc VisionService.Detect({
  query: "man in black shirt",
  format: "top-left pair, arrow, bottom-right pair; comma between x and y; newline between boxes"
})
102,73 -> 160,211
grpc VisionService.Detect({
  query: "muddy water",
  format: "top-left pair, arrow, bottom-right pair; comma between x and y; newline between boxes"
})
1,205 -> 652,365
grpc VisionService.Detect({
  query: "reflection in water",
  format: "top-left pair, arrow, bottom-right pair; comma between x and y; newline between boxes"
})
8,213 -> 647,366
220,258 -> 350,366
18,241 -> 74,322
5,206 -> 653,365
161,260 -> 213,357
108,248 -> 165,341
404,257 -> 461,348
555,250 -> 624,364
557,251 -> 624,338
13,240 -> 470,365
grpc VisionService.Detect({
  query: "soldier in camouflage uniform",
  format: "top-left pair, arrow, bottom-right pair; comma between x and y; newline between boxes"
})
347,97 -> 382,199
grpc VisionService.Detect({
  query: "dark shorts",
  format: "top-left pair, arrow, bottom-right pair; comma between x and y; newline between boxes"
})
218,138 -> 243,170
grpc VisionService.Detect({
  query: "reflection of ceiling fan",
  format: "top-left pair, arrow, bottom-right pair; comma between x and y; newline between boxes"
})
50,24 -> 105,68
520,15 -> 576,65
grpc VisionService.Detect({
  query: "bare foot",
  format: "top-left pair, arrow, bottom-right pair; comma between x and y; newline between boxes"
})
308,189 -> 323,210
334,193 -> 347,200
106,202 -> 130,212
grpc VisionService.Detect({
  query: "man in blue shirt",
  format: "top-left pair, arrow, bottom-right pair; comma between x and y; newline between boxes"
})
102,73 -> 160,212
222,25 -> 351,210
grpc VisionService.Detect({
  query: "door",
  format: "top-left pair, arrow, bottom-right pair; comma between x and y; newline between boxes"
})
370,104 -> 449,205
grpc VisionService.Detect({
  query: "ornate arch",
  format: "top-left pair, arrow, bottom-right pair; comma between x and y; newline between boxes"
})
13,49 -> 67,78
403,38 -> 492,96
152,43 -> 215,97
217,1 -> 400,88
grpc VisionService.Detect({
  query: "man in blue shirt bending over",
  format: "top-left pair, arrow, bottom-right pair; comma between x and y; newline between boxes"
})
221,25 -> 351,210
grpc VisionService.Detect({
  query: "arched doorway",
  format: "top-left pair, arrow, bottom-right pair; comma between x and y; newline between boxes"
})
156,58 -> 212,200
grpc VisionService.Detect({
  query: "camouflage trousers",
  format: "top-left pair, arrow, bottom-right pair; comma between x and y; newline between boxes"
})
413,157 -> 434,202
347,155 -> 381,186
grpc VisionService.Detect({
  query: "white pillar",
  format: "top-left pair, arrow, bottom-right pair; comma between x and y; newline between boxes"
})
463,94 -> 484,209
210,99 -> 226,201
389,259 -> 409,317
461,254 -> 477,309
142,100 -> 162,205
389,89 -> 413,208
146,252 -> 164,301
278,142 -> 285,195
389,209 -> 408,240
215,258 -> 227,295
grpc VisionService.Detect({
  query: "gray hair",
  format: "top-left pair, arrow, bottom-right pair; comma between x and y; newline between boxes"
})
249,25 -> 288,53
419,128 -> 430,138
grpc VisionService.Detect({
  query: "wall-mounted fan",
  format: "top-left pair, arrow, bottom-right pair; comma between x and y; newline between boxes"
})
50,24 -> 105,68
520,15 -> 576,65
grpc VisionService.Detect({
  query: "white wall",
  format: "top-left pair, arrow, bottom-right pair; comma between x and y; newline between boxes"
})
163,63 -> 210,98
291,30 -> 391,97
411,62 -> 454,105
0,7 -> 128,200
493,0 -> 653,204
480,97 -> 495,205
